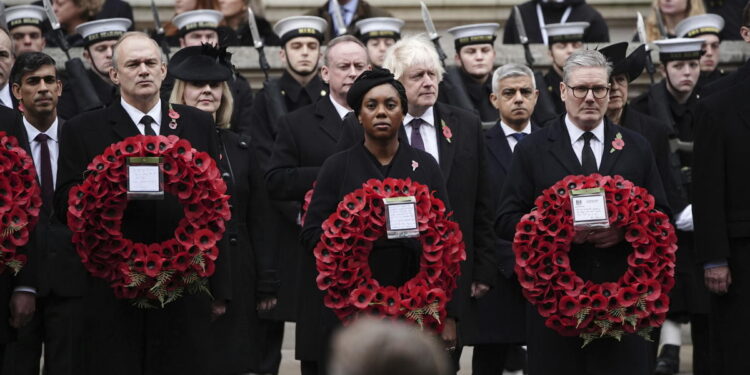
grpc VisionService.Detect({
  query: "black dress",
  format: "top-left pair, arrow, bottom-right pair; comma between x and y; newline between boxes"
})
299,142 -> 451,366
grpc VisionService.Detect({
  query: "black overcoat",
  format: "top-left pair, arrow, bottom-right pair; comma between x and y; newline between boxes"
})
502,0 -> 610,44
496,117 -> 668,375
54,100 -> 229,375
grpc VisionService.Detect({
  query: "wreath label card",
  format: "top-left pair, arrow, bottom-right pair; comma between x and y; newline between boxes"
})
570,187 -> 610,230
384,196 -> 418,239
127,156 -> 164,200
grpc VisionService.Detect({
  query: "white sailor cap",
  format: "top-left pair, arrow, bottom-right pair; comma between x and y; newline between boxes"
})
75,18 -> 132,47
447,23 -> 500,50
5,5 -> 46,30
274,16 -> 327,44
544,22 -> 589,45
654,38 -> 705,62
355,17 -> 405,42
172,9 -> 223,36
675,14 -> 725,39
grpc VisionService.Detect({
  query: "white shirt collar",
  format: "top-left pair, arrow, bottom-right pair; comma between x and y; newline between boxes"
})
564,114 -> 604,144
0,83 -> 13,109
404,106 -> 436,127
500,121 -> 531,137
329,0 -> 359,20
329,96 -> 352,120
120,97 -> 162,127
23,116 -> 59,143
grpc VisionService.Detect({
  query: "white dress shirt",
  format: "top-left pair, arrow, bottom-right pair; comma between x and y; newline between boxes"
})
16,117 -> 60,295
23,117 -> 60,188
329,96 -> 352,120
0,83 -> 13,109
121,98 -> 162,135
565,115 -> 604,169
404,107 -> 440,163
500,121 -> 532,152
328,0 -> 359,26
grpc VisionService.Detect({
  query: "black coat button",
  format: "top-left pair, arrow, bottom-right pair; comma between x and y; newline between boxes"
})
222,172 -> 231,180
229,236 -> 238,245
239,141 -> 248,149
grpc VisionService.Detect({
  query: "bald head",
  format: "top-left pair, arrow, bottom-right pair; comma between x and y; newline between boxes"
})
109,32 -> 167,111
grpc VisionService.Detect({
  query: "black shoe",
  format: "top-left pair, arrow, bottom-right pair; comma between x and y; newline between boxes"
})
654,344 -> 680,375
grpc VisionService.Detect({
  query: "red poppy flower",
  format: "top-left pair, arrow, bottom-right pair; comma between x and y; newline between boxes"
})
615,287 -> 639,307
559,295 -> 581,316
351,287 -> 376,309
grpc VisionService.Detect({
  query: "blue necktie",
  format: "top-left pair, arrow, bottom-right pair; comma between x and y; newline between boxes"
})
410,118 -> 426,152
510,132 -> 527,142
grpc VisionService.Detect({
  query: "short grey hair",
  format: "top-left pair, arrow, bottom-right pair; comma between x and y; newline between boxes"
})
111,31 -> 164,70
382,34 -> 445,83
324,35 -> 367,67
562,49 -> 612,84
492,63 -> 536,93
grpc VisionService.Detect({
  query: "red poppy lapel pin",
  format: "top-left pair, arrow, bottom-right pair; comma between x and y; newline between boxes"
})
610,132 -> 624,153
411,160 -> 419,171
441,120 -> 452,143
168,104 -> 180,130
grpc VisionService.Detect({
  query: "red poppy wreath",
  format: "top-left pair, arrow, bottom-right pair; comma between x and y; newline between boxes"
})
0,132 -> 42,275
67,135 -> 231,308
513,174 -> 677,346
315,178 -> 465,332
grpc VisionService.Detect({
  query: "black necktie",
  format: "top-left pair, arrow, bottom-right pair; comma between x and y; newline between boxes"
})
581,131 -> 598,174
34,133 -> 54,208
410,118 -> 426,152
140,115 -> 157,136
510,133 -> 527,142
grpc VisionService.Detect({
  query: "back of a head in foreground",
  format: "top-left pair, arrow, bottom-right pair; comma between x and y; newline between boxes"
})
328,318 -> 452,375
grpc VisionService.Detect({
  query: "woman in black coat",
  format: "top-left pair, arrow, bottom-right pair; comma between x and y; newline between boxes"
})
168,44 -> 278,374
300,68 -> 453,373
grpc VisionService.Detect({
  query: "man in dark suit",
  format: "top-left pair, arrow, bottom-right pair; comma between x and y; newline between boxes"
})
699,2 -> 750,97
693,62 -> 750,375
308,0 -> 392,42
380,35 -> 497,370
496,49 -> 668,375
54,32 -> 228,375
503,0 -> 609,44
246,15 -> 328,375
0,52 -> 89,375
265,35 -> 369,375
471,63 -> 540,375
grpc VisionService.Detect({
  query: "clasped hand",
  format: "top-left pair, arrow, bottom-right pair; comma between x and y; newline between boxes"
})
572,227 -> 625,248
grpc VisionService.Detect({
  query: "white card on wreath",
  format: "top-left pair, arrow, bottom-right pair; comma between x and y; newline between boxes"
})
384,196 -> 419,239
128,165 -> 160,192
570,187 -> 610,229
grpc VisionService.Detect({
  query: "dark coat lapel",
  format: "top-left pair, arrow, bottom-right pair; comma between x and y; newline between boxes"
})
108,101 -> 140,140
739,105 -> 750,132
11,114 -> 31,155
435,104 -> 456,179
316,98 -> 342,142
547,117 -> 583,175
159,102 -> 186,138
598,119 -> 623,176
485,123 -> 513,174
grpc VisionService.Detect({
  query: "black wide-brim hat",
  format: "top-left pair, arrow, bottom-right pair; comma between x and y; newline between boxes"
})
599,42 -> 646,83
168,44 -> 233,82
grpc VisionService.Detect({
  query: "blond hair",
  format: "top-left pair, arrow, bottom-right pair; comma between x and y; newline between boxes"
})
645,0 -> 705,42
169,79 -> 234,129
382,34 -> 445,83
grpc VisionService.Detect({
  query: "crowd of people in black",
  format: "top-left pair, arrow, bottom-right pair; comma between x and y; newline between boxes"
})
0,0 -> 749,374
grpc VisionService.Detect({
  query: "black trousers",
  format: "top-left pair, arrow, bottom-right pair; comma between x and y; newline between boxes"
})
709,239 -> 750,375
252,319 -> 284,374
472,344 -> 511,375
3,295 -> 85,375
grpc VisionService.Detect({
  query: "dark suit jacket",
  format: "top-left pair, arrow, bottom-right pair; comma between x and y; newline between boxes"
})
1,115 -> 89,298
264,96 -> 344,360
468,121 -> 540,346
308,0 -> 392,42
693,78 -> 750,263
503,0 -> 610,44
266,97 -> 343,202
248,73 -> 326,321
335,103 -> 498,344
58,69 -> 118,121
700,58 -> 750,98
496,116 -> 667,373
54,100 -> 229,374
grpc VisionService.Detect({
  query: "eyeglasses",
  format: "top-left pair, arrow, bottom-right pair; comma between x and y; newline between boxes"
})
499,87 -> 535,99
565,84 -> 610,99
